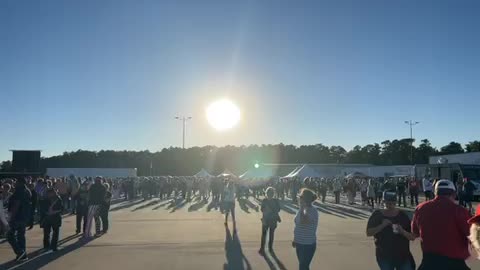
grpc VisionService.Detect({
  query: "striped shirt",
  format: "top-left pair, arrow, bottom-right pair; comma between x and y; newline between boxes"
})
294,206 -> 319,245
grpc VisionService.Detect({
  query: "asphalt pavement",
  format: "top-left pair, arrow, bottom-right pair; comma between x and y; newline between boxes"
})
0,194 -> 479,270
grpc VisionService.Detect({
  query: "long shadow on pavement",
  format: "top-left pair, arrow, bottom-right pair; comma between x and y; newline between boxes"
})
315,202 -> 370,220
223,226 -> 252,270
207,200 -> 220,212
131,199 -> 168,212
238,198 -> 251,213
169,198 -> 187,213
152,200 -> 173,210
262,251 -> 287,270
188,199 -> 208,212
0,236 -> 94,270
109,199 -> 145,212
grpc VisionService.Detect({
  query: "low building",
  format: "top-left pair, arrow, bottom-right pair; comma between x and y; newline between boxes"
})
429,152 -> 480,165
46,168 -> 137,178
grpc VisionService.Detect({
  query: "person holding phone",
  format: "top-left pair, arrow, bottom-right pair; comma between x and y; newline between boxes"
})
366,191 -> 416,270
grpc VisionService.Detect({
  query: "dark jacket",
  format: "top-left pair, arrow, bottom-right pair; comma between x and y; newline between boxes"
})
43,196 -> 63,227
8,185 -> 32,224
88,183 -> 106,205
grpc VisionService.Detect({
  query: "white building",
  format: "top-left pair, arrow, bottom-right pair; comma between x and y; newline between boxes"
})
46,168 -> 137,178
429,152 -> 480,165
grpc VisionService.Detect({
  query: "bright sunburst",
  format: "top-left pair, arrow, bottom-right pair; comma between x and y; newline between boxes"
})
206,99 -> 241,131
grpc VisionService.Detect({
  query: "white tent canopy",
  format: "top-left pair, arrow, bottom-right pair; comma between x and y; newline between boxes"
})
218,169 -> 237,178
284,165 -> 321,179
194,169 -> 213,178
240,167 -> 276,179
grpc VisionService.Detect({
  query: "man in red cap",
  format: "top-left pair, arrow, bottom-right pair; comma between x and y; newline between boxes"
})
469,205 -> 480,259
412,179 -> 471,270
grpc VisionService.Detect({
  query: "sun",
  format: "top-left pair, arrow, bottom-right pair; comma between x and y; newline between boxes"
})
206,99 -> 241,131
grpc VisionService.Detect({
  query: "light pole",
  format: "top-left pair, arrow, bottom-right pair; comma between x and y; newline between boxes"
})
404,120 -> 420,164
175,116 -> 192,149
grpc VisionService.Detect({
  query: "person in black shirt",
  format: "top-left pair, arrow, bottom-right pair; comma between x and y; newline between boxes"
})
258,187 -> 281,256
42,189 -> 63,251
27,183 -> 37,230
74,182 -> 89,234
100,183 -> 112,234
396,179 -> 407,208
7,178 -> 32,262
366,191 -> 416,270
464,179 -> 476,214
84,177 -> 106,238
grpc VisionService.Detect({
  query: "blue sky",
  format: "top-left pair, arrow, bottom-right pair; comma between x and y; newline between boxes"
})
1,0 -> 480,161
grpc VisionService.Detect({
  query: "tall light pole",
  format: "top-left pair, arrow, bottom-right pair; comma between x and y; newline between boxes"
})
175,116 -> 192,149
404,120 -> 420,164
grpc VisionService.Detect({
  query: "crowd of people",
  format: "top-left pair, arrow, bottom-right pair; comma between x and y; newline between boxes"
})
0,175 -> 112,262
1,174 -> 480,269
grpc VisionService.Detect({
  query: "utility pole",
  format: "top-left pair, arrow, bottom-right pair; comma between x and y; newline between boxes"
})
404,120 -> 420,164
175,116 -> 192,149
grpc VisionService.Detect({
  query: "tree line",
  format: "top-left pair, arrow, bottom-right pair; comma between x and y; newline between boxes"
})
1,139 -> 480,176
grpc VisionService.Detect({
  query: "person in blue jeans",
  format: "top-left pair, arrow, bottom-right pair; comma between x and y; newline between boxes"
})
7,178 -> 32,262
292,188 -> 319,270
366,191 -> 416,270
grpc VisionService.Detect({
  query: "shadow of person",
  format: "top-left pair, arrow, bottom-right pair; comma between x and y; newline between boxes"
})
238,198 -> 250,213
224,226 -> 252,270
0,237 -> 94,270
188,199 -> 207,212
269,251 -> 287,270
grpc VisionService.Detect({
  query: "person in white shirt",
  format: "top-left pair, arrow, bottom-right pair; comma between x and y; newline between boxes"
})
0,197 -> 9,232
422,178 -> 433,201
222,178 -> 236,227
293,188 -> 319,270
332,178 -> 343,204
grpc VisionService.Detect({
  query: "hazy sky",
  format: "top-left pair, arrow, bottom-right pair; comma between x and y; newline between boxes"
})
1,0 -> 480,161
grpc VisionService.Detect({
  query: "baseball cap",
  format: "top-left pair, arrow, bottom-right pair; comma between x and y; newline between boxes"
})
468,205 -> 480,225
435,179 -> 456,192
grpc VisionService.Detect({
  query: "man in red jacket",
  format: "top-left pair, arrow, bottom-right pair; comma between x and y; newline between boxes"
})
411,179 -> 471,270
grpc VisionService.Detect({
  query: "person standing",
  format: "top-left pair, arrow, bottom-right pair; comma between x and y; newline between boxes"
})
222,179 -> 236,227
74,182 -> 89,234
100,183 -> 112,234
258,187 -> 281,256
318,179 -> 327,203
347,178 -> 358,205
292,188 -> 319,270
54,179 -> 69,212
68,175 -> 80,215
463,179 -> 476,215
412,180 -> 471,270
333,178 -> 342,204
408,178 -> 419,207
42,189 -> 63,251
7,178 -> 32,262
366,191 -> 415,270
0,191 -> 9,236
367,179 -> 376,210
422,177 -> 433,201
360,180 -> 368,206
84,177 -> 106,238
468,205 -> 480,259
396,179 -> 407,208
27,182 -> 37,230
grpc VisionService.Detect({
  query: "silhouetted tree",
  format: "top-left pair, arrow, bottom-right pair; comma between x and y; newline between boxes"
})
2,139 -> 475,176
465,141 -> 480,152
440,142 -> 464,155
